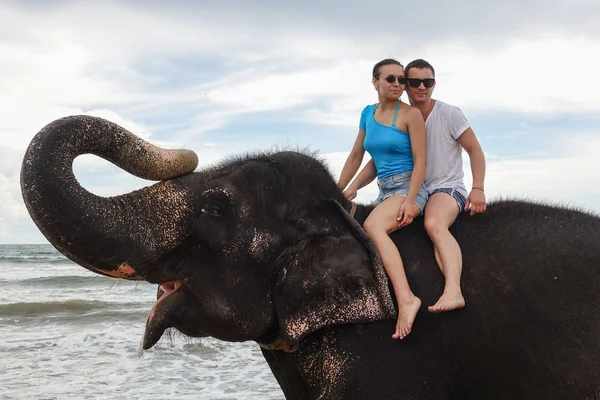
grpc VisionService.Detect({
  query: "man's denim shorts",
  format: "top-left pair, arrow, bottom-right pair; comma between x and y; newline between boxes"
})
428,187 -> 467,212
374,170 -> 429,215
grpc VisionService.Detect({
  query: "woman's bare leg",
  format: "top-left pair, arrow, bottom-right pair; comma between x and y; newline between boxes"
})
364,195 -> 421,339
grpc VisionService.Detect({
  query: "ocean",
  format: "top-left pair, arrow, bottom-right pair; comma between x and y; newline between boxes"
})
0,244 -> 284,400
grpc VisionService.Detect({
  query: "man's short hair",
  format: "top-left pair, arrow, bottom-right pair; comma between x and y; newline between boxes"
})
405,59 -> 435,78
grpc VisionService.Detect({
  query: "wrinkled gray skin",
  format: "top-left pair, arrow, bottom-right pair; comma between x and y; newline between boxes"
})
21,116 -> 600,399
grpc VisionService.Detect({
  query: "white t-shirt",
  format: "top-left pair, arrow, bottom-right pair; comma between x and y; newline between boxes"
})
424,100 -> 470,198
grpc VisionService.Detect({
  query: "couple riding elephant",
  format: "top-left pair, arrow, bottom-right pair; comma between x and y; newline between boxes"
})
20,115 -> 600,399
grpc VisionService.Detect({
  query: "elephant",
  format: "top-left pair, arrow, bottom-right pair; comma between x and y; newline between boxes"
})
20,115 -> 600,400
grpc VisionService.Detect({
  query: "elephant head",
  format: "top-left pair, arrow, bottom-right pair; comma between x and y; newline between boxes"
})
21,115 -> 395,351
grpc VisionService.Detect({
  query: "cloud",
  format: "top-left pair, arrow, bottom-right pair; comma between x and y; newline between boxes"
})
43,0 -> 596,46
205,60 -> 374,115
483,156 -> 600,213
2,0 -> 599,143
467,130 -> 600,210
1,0 -> 599,243
428,35 -> 600,115
0,148 -> 40,243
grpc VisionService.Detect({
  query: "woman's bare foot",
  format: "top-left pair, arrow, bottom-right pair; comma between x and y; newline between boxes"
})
392,296 -> 422,339
428,290 -> 465,313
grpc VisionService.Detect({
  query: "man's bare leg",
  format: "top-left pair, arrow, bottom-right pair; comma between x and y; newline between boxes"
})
424,193 -> 465,312
364,195 -> 422,339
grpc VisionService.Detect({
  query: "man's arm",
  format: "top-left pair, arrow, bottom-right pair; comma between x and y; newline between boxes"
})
352,158 -> 377,190
337,129 -> 367,191
457,128 -> 486,214
342,159 -> 377,200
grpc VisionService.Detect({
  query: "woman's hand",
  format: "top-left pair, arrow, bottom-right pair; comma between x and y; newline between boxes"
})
397,201 -> 419,228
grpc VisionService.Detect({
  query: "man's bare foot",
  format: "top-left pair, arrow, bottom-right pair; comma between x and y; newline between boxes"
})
428,291 -> 465,313
392,296 -> 422,339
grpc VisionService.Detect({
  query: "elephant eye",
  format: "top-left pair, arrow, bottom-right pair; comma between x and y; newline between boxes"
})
201,206 -> 222,217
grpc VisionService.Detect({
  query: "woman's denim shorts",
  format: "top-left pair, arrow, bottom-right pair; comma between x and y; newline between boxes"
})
374,170 -> 429,215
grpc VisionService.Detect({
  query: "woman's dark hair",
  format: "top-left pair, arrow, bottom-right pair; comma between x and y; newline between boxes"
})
372,59 -> 403,79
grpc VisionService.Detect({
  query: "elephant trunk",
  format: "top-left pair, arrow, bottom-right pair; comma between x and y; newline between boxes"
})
20,115 -> 198,281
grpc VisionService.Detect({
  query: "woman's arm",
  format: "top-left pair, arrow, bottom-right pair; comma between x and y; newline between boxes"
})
337,129 -> 367,190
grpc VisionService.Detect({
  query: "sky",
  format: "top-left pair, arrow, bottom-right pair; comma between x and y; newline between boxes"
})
1,0 -> 599,244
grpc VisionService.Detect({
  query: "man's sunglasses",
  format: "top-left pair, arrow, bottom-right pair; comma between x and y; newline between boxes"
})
406,78 -> 435,88
383,75 -> 407,85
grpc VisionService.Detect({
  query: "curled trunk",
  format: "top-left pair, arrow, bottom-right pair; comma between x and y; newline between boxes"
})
20,115 -> 198,280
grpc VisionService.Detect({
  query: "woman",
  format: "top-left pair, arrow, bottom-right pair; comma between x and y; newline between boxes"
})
338,58 -> 428,339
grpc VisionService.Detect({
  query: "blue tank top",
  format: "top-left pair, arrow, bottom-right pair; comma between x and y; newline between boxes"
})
360,103 -> 414,179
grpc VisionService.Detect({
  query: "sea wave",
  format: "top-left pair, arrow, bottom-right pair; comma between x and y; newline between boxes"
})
0,300 -> 151,317
0,275 -> 122,288
0,255 -> 70,264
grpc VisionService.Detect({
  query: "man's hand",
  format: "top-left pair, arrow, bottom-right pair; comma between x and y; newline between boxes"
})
465,188 -> 486,215
342,185 -> 358,200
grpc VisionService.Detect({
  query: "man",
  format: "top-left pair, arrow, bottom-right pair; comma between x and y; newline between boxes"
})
343,59 -> 486,313
404,58 -> 486,312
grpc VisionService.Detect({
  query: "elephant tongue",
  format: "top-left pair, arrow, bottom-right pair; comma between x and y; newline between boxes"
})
143,281 -> 183,350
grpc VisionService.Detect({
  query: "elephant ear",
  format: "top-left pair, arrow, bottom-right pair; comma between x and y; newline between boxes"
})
272,200 -> 396,347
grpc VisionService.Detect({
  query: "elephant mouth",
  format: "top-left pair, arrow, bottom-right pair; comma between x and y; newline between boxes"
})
143,280 -> 183,350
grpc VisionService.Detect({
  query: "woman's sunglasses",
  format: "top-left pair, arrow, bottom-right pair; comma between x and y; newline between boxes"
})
406,78 -> 435,88
384,75 -> 407,85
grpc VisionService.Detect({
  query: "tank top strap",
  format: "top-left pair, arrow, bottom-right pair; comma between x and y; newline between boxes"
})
391,100 -> 400,127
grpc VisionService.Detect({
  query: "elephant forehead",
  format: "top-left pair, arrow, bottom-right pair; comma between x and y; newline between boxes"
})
103,181 -> 193,255
143,183 -> 193,252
